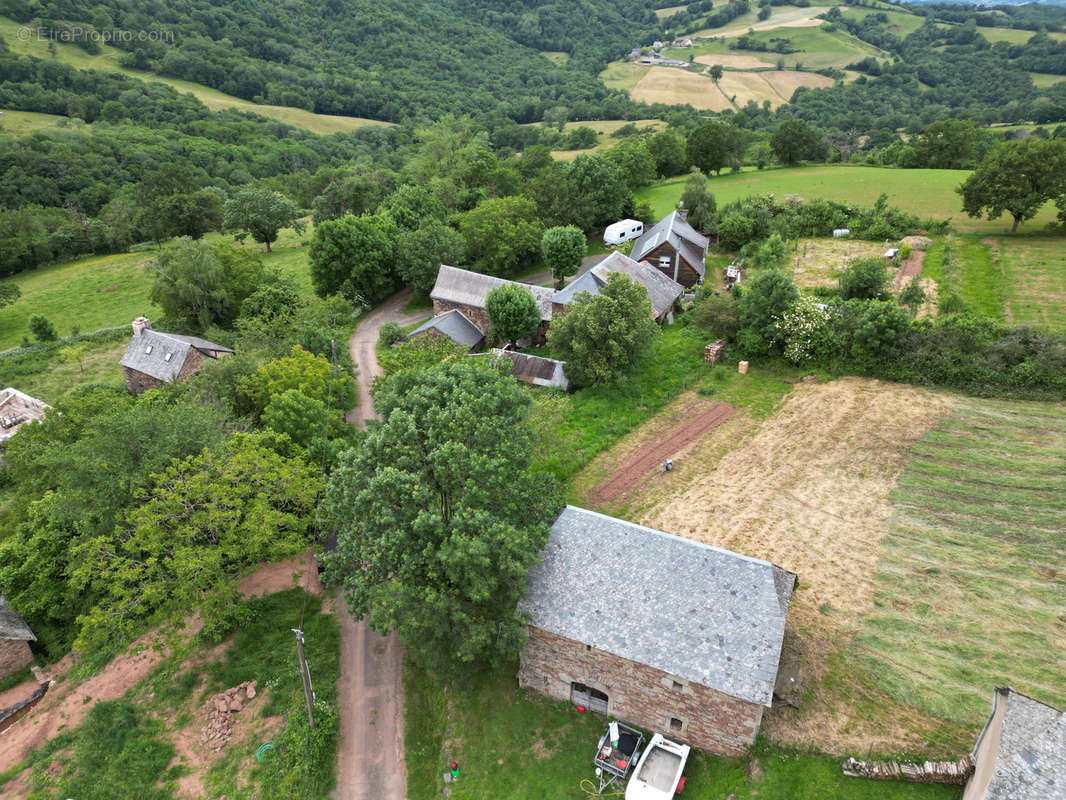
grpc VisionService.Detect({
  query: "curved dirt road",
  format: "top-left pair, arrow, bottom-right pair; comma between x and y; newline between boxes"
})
335,288 -> 428,800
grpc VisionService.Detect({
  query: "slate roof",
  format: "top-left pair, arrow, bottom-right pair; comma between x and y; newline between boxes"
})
551,252 -> 682,319
631,211 -> 709,280
521,506 -> 796,707
408,310 -> 485,350
119,329 -> 233,383
490,349 -> 569,390
978,688 -> 1066,800
0,596 -> 36,641
430,265 -> 555,322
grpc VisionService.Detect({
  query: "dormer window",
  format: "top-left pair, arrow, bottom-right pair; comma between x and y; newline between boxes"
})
144,345 -> 153,354
164,352 -> 173,362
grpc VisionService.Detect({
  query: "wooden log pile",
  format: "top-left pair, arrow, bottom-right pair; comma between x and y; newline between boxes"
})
841,756 -> 975,785
704,340 -> 726,364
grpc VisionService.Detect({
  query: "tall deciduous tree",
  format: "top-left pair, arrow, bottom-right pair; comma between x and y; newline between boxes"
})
770,119 -> 826,167
223,188 -> 305,253
309,213 -> 401,306
322,361 -> 561,678
680,169 -> 717,232
687,122 -> 745,175
958,139 -> 1066,232
395,218 -> 466,295
460,196 -> 544,276
150,239 -> 263,329
736,269 -> 799,355
486,283 -> 542,346
546,273 -> 658,386
541,225 -> 586,288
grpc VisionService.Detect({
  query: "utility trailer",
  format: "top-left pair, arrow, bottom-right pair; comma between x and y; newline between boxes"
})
624,733 -> 690,800
592,721 -> 645,794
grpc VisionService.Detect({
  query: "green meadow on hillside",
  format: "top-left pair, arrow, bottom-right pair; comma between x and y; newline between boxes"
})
0,16 -> 388,135
0,108 -> 78,134
636,166 -> 1061,235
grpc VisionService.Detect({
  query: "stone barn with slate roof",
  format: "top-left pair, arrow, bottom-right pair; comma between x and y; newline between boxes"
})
519,506 -> 795,755
407,309 -> 485,352
119,317 -> 234,394
630,211 -> 709,288
489,349 -> 569,390
964,687 -> 1065,800
429,265 -> 554,344
0,596 -> 35,681
551,251 -> 683,323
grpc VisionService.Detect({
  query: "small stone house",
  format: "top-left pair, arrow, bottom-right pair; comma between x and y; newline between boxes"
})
630,211 -> 709,288
519,506 -> 796,756
407,309 -> 485,352
0,596 -> 35,681
429,266 -> 555,344
551,251 -> 683,322
119,317 -> 234,394
964,687 -> 1065,800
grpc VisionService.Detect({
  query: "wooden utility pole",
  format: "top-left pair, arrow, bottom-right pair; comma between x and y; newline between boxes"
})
292,628 -> 315,730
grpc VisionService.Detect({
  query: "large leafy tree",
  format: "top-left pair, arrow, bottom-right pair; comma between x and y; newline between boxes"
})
680,169 -> 717,232
395,218 -> 466,295
486,283 -> 542,346
736,269 -> 799,355
150,238 -> 263,329
322,361 -> 561,678
223,188 -> 305,253
72,433 -> 320,650
540,225 -> 586,288
459,196 -> 544,276
770,119 -> 826,167
244,345 -> 357,414
958,139 -> 1066,232
567,153 -> 632,231
309,213 -> 402,306
546,273 -> 658,386
687,123 -> 745,176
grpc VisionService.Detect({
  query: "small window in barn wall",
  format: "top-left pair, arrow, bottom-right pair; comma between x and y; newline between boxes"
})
669,716 -> 684,733
672,680 -> 683,690
586,644 -> 592,651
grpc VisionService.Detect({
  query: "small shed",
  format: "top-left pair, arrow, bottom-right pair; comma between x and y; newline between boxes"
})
0,596 -> 35,681
0,388 -> 51,444
407,309 -> 485,352
490,349 -> 569,390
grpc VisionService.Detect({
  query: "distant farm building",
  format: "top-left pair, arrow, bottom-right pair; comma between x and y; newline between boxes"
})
119,317 -> 234,394
0,388 -> 50,444
630,211 -> 709,288
964,687 -> 1065,800
429,266 -> 554,345
519,506 -> 796,756
407,309 -> 485,352
490,349 -> 569,390
0,596 -> 35,681
552,251 -> 683,322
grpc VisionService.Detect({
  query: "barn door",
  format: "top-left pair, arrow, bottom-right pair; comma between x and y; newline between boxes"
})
571,682 -> 609,714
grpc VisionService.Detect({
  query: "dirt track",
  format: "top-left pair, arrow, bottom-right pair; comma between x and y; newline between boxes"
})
893,249 -> 926,291
588,401 -> 735,504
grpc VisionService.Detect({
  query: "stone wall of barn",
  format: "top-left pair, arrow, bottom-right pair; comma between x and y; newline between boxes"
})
0,639 -> 33,681
176,348 -> 207,381
122,365 -> 166,394
432,299 -> 550,345
640,242 -> 701,288
518,626 -> 763,756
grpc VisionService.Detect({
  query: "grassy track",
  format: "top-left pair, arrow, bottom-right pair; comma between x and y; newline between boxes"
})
0,16 -> 388,135
921,235 -> 1005,320
995,236 -> 1066,330
636,166 -> 1061,234
859,398 -> 1066,725
404,665 -> 961,800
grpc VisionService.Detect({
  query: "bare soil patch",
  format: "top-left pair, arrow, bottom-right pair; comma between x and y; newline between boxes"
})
587,401 -> 735,505
790,238 -> 884,289
892,249 -> 926,291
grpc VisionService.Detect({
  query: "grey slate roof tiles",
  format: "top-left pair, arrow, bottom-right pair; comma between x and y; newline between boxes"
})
0,595 -> 36,641
119,329 -> 232,383
408,309 -> 485,349
430,265 -> 555,321
521,506 -> 796,707
631,211 -> 709,280
551,252 -> 682,319
983,689 -> 1066,800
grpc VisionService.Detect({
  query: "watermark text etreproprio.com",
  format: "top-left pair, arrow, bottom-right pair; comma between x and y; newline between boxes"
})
16,26 -> 175,44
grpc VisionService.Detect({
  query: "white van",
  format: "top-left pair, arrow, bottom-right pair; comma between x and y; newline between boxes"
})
603,219 -> 644,246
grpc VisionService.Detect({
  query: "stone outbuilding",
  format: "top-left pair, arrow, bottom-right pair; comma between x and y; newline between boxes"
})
489,349 -> 569,391
964,687 -> 1065,800
429,265 -> 554,344
119,317 -> 234,394
0,596 -> 35,681
630,210 -> 709,288
519,506 -> 796,756
407,308 -> 486,352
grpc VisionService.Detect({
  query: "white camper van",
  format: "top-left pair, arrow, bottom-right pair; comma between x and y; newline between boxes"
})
604,219 -> 644,246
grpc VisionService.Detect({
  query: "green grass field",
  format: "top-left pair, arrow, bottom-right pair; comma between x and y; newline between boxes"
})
405,665 -> 962,800
0,16 -> 388,135
686,25 -> 883,70
976,25 -> 1066,45
841,6 -> 926,37
598,60 -> 651,93
858,398 -> 1066,725
1030,72 -> 1066,89
0,108 -> 82,135
996,236 -> 1066,330
636,166 -> 1061,234
921,235 -> 1006,320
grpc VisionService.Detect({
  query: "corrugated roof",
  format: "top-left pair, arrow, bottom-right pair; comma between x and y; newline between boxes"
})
521,506 -> 795,707
631,211 -> 709,280
490,349 -> 569,390
408,310 -> 485,349
430,265 -> 555,321
119,329 -> 232,383
0,596 -> 35,641
982,689 -> 1066,800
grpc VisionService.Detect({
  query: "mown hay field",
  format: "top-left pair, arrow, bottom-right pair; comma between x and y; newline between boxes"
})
630,66 -> 734,111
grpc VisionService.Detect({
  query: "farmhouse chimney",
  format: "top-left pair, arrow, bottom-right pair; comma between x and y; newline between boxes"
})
131,316 -> 151,336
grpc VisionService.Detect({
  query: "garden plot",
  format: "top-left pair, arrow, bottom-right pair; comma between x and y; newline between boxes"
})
789,238 -> 884,289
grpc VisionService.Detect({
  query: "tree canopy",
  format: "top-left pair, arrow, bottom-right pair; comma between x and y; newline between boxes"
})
541,226 -> 587,288
223,188 -> 305,253
486,283 -> 542,347
309,213 -> 401,306
958,139 -> 1066,231
150,239 -> 263,329
322,361 -> 561,678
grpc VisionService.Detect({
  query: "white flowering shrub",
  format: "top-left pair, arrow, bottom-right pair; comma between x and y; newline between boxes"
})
775,294 -> 830,364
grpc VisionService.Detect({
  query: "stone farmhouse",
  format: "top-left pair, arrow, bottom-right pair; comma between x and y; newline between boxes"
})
0,596 -> 35,682
429,266 -> 555,345
519,506 -> 796,756
630,210 -> 709,288
0,388 -> 51,445
964,687 -> 1065,800
119,317 -> 234,394
552,251 -> 683,323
